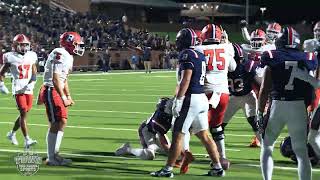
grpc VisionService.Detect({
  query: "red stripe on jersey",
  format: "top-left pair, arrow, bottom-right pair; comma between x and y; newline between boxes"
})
288,27 -> 293,45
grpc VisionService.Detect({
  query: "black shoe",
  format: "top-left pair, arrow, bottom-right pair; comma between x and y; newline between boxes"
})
208,168 -> 225,177
150,168 -> 174,178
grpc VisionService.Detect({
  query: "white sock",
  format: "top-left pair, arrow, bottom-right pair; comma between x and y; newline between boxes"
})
212,162 -> 222,169
11,130 -> 16,135
216,139 -> 226,159
260,145 -> 274,180
55,131 -> 64,154
183,131 -> 190,151
25,135 -> 30,141
46,131 -> 57,161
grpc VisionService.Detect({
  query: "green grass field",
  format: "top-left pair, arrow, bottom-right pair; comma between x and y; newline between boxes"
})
0,71 -> 319,179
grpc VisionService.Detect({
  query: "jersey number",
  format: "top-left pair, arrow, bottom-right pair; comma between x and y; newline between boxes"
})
285,61 -> 298,90
199,61 -> 206,85
18,65 -> 31,79
203,49 -> 225,71
228,78 -> 244,92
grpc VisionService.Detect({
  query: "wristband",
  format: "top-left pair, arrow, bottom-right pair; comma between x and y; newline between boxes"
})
61,95 -> 67,100
67,95 -> 71,99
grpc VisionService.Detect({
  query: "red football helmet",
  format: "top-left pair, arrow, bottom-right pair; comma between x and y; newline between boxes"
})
266,22 -> 281,42
250,29 -> 266,49
314,21 -> 320,41
12,34 -> 30,54
59,32 -> 85,56
200,24 -> 222,44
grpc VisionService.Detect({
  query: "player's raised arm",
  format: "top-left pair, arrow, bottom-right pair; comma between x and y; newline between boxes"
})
240,20 -> 251,43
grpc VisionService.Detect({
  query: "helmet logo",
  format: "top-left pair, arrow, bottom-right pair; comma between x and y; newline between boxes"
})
66,35 -> 74,42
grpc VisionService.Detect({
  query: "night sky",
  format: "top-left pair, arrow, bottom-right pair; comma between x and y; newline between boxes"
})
173,0 -> 320,24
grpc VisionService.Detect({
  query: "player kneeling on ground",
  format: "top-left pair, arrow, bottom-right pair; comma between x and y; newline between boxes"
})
38,32 -> 85,166
115,97 -> 177,161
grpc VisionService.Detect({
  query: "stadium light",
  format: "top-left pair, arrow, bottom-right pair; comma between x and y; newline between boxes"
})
183,4 -> 186,8
215,5 -> 219,10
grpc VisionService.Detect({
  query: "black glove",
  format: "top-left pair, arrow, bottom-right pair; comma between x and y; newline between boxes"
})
240,19 -> 248,28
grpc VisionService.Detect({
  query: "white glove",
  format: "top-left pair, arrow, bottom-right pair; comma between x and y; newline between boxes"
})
172,96 -> 185,118
26,81 -> 36,91
0,81 -> 9,94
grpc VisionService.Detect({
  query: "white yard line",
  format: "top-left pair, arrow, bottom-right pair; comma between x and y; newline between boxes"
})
0,121 -> 268,138
0,107 -> 151,115
0,148 -> 319,172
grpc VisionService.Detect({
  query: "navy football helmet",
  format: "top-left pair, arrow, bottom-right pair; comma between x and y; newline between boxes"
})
280,136 -> 318,165
156,97 -> 173,115
275,27 -> 300,49
176,28 -> 199,51
232,43 -> 244,64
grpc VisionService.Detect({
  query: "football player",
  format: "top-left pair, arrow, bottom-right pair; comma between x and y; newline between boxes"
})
0,34 -> 38,148
195,24 -> 237,165
257,27 -> 317,180
303,21 -> 320,160
37,32 -> 85,166
151,28 -> 224,178
240,28 -> 278,147
240,20 -> 281,45
222,43 -> 261,147
115,97 -> 173,160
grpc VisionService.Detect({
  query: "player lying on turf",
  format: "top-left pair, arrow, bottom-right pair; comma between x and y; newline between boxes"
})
115,97 -> 176,160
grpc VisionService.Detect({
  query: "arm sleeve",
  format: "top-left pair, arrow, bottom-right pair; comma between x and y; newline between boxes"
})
241,27 -> 251,43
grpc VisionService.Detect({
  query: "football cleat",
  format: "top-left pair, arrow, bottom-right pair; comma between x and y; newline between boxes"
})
208,167 -> 225,177
115,142 -> 130,156
24,138 -> 37,149
150,168 -> 174,178
249,136 -> 261,147
55,153 -> 72,164
7,131 -> 18,145
220,158 -> 231,170
180,150 -> 195,174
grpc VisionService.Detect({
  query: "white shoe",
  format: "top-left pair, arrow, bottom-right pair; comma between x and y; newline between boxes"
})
115,142 -> 130,156
24,138 -> 37,148
7,131 -> 18,145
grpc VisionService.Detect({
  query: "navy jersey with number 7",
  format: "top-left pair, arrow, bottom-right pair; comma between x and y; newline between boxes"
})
177,49 -> 206,95
261,49 -> 318,101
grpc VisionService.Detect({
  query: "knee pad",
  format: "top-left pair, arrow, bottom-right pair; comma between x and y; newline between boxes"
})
142,148 -> 156,160
210,126 -> 225,141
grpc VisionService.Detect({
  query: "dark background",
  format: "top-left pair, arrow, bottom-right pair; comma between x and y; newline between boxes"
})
173,0 -> 320,24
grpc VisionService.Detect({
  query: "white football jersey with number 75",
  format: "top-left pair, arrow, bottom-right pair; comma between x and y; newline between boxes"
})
194,43 -> 237,94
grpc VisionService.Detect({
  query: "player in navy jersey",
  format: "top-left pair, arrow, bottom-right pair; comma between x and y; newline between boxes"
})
257,27 -> 317,180
222,43 -> 261,149
115,97 -> 174,160
151,28 -> 224,178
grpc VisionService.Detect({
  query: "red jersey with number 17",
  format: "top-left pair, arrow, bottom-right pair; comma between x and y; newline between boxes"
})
3,51 -> 37,95
194,43 -> 237,93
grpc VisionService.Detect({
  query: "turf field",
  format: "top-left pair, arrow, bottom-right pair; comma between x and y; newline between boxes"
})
0,71 -> 319,179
